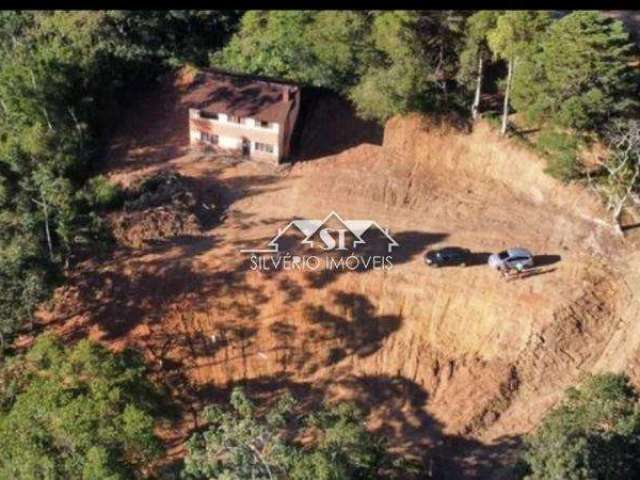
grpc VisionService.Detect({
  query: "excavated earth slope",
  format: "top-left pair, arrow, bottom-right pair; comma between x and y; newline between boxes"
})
40,72 -> 640,479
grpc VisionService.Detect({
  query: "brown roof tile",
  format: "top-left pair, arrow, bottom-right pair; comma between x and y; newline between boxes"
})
187,68 -> 298,124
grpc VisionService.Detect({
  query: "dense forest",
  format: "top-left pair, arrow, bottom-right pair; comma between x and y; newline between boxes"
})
0,10 -> 639,479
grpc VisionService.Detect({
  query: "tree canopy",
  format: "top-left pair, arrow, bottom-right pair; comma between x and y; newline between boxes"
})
511,11 -> 638,131
0,11 -> 239,347
215,11 -> 471,122
523,373 -> 640,479
0,335 -> 163,479
182,387 -> 415,479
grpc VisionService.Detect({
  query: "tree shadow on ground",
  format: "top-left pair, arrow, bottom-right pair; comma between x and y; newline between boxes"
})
290,86 -> 384,163
178,371 -> 524,480
622,221 -> 640,233
301,230 -> 448,289
49,165 -> 292,343
51,70 -> 528,479
134,286 -> 405,447
52,233 -> 525,480
103,75 -> 190,176
296,292 -> 403,373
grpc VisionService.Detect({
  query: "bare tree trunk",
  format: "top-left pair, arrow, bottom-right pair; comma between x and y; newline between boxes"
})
40,191 -> 54,262
472,56 -> 484,121
437,42 -> 448,110
68,107 -> 82,135
442,80 -> 448,108
612,203 -> 625,237
41,107 -> 53,131
501,57 -> 514,136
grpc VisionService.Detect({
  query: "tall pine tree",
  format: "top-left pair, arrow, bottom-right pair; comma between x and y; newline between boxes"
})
512,11 -> 638,131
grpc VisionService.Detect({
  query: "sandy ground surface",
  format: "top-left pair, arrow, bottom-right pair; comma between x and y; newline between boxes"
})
39,70 -> 640,479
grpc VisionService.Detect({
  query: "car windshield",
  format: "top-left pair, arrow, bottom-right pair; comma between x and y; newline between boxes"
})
498,251 -> 509,260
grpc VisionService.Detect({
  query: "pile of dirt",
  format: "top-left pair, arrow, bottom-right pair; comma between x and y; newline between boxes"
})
110,171 -> 212,248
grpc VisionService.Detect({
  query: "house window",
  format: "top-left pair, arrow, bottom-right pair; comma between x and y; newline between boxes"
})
201,111 -> 218,120
200,131 -> 218,145
228,115 -> 241,123
258,120 -> 270,129
254,142 -> 274,154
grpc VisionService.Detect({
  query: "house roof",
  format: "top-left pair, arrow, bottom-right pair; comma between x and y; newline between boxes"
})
188,67 -> 299,124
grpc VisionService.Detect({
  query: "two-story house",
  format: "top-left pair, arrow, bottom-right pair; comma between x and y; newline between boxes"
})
188,68 -> 301,164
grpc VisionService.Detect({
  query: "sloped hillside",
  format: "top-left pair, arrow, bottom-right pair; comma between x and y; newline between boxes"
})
39,71 -> 639,479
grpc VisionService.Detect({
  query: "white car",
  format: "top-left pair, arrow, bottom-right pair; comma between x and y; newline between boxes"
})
488,248 -> 534,270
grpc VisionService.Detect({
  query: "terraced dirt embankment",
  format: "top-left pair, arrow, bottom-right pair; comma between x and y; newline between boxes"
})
40,70 -> 640,478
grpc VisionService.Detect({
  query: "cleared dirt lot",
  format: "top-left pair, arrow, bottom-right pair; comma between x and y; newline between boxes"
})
40,70 -> 640,478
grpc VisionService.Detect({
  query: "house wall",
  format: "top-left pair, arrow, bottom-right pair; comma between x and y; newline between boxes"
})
189,109 -> 282,164
281,89 -> 301,159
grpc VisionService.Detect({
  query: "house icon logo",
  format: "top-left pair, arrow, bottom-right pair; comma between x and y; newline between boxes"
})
241,211 -> 399,254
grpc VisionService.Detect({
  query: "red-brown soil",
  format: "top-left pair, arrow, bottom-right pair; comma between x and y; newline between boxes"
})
38,69 -> 640,479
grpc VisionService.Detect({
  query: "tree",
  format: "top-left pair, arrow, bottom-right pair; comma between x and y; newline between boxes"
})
0,241 -> 49,349
536,130 -> 581,182
586,119 -> 640,235
217,10 -> 470,122
523,373 -> 640,479
183,387 -> 411,479
0,335 -> 163,479
511,11 -> 638,132
459,11 -> 499,120
214,11 -> 369,91
0,11 -> 238,342
487,11 -> 552,135
105,10 -> 241,67
349,11 -> 430,121
304,11 -> 371,91
416,11 -> 470,111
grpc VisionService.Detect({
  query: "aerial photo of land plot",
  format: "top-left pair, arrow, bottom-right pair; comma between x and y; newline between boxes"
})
0,9 -> 639,480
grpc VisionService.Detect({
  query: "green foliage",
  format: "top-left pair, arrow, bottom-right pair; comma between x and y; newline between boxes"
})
0,12 -> 110,339
487,11 -> 552,63
182,387 -> 299,480
0,11 -> 237,342
348,11 -> 429,121
458,11 -> 500,88
214,11 -> 369,91
81,175 -> 125,211
105,11 -> 241,68
523,373 -> 640,479
0,334 -> 163,479
512,11 -> 638,131
536,130 -> 581,181
183,387 -> 408,480
216,11 -> 470,122
486,11 -> 553,134
290,402 -> 388,480
0,242 -> 49,347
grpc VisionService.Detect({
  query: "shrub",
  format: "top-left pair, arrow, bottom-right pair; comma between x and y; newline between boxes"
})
84,175 -> 124,210
536,130 -> 580,181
